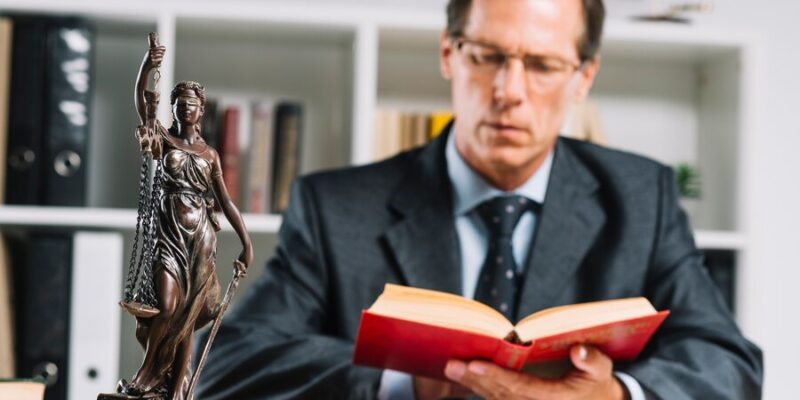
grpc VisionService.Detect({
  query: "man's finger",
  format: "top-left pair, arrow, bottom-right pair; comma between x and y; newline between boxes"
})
444,360 -> 491,397
446,359 -> 544,399
569,344 -> 613,379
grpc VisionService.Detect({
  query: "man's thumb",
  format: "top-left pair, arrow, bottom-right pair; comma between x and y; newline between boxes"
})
570,344 -> 609,377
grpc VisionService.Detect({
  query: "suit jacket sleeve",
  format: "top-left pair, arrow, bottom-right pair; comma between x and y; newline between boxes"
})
621,166 -> 763,399
195,178 -> 382,399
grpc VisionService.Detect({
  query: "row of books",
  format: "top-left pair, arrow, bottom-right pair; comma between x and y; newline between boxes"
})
0,14 -> 304,215
372,100 -> 605,163
373,109 -> 452,161
201,98 -> 303,215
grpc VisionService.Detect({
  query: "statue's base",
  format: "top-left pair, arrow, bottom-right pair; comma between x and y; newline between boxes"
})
97,392 -> 165,400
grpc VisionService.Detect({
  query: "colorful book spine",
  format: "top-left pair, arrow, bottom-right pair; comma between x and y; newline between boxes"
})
246,100 -> 275,214
271,102 -> 303,213
0,18 -> 12,205
373,108 -> 453,161
219,106 -> 241,208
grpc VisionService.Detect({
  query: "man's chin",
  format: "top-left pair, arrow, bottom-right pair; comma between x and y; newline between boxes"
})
487,155 -> 534,172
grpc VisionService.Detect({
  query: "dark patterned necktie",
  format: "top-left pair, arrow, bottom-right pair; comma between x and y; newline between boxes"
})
473,195 -> 540,321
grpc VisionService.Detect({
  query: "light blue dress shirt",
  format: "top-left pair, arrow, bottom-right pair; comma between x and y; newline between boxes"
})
378,132 -> 644,400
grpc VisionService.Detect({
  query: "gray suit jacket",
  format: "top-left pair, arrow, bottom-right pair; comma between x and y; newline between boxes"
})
197,131 -> 762,399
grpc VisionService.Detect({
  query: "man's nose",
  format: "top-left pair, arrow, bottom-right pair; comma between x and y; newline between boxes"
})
493,58 -> 526,109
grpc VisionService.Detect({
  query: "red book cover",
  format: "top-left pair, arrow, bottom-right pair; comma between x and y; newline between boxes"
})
353,309 -> 669,380
220,107 -> 240,208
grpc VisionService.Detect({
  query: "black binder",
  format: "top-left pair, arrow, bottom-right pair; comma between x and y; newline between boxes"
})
12,233 -> 73,400
702,249 -> 736,313
5,17 -> 46,205
5,16 -> 94,206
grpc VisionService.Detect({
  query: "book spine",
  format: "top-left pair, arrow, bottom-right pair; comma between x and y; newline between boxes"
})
271,102 -> 302,213
5,17 -> 47,205
428,111 -> 453,140
220,106 -> 241,208
494,340 -> 530,371
0,18 -> 12,205
41,18 -> 94,206
201,99 -> 220,151
412,113 -> 428,147
400,113 -> 413,151
247,100 -> 274,214
372,109 -> 385,160
0,234 -> 13,378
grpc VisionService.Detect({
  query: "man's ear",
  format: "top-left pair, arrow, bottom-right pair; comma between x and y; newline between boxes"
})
574,55 -> 601,102
440,30 -> 453,81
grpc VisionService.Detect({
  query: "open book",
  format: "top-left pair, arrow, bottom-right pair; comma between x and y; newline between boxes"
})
353,284 -> 669,380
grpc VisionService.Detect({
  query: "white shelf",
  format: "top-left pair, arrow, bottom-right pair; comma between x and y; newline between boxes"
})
694,230 -> 746,250
0,205 -> 745,250
0,205 -> 282,233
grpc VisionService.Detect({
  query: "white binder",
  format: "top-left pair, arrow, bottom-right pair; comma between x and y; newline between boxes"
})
68,232 -> 122,399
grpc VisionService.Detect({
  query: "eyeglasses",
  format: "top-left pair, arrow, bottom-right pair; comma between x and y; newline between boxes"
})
451,36 -> 583,91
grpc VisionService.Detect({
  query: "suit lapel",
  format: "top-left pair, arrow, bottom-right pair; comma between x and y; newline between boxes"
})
517,140 -> 606,319
382,131 -> 462,295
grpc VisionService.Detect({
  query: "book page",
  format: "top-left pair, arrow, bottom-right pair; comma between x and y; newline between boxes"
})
368,284 -> 513,339
515,297 -> 656,342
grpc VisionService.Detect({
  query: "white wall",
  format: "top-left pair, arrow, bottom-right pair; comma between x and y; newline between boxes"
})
693,2 -> 800,398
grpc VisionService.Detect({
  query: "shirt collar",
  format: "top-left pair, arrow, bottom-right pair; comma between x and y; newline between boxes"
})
446,127 -> 553,216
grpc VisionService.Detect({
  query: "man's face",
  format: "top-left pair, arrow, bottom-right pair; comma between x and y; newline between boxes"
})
440,0 -> 600,181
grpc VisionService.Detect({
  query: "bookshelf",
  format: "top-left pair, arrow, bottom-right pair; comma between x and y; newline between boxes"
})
0,0 -> 758,389
0,205 -> 282,232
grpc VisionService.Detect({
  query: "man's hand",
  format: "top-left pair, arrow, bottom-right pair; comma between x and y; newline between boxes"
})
443,345 -> 628,400
413,375 -> 472,400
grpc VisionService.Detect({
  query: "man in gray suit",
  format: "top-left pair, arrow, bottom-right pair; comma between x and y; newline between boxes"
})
197,0 -> 762,399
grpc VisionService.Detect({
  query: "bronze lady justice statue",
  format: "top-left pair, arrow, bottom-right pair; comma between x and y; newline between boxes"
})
100,34 -> 253,400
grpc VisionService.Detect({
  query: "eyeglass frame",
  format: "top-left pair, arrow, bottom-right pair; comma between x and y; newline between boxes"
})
449,35 -> 588,90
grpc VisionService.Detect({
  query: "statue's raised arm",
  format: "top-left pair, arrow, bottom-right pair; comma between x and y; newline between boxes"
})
135,33 -> 164,124
134,33 -> 166,157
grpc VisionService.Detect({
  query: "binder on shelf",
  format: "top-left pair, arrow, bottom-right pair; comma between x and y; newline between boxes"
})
11,231 -> 122,400
67,232 -> 122,400
4,16 -> 94,207
12,233 -> 73,400
5,17 -> 46,205
702,249 -> 736,313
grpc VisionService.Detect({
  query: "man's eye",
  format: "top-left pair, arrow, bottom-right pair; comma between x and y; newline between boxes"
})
478,53 -> 506,66
525,59 -> 561,73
